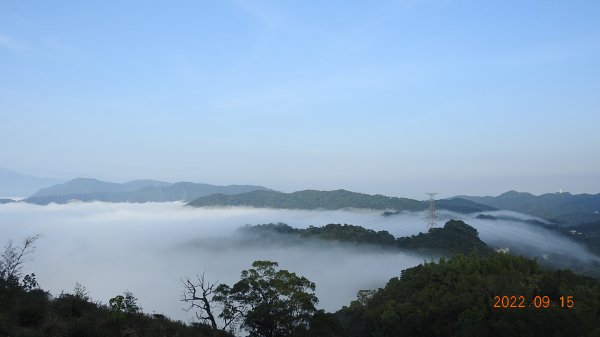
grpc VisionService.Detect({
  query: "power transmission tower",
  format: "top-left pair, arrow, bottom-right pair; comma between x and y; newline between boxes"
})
426,193 -> 438,230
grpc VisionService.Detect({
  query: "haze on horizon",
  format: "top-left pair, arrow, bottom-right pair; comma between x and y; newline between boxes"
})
1,1 -> 599,199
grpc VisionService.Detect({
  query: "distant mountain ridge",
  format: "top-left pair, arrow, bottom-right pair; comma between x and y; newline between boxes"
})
457,190 -> 600,225
25,178 -> 271,205
188,189 -> 496,213
30,178 -> 172,198
0,167 -> 64,197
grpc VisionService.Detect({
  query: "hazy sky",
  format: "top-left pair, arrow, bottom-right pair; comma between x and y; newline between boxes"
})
1,1 -> 599,198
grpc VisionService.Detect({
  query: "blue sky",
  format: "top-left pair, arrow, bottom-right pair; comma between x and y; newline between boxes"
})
1,0 -> 599,198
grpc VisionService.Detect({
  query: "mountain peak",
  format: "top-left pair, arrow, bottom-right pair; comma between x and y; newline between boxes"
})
498,190 -> 533,197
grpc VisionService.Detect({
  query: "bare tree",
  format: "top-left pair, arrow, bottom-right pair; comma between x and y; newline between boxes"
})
0,234 -> 41,283
182,273 -> 245,334
182,273 -> 220,330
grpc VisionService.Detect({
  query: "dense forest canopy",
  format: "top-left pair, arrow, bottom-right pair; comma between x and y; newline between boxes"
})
337,253 -> 600,337
240,220 -> 492,256
188,189 -> 494,213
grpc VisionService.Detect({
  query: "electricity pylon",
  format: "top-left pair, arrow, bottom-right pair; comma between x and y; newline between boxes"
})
426,193 -> 438,230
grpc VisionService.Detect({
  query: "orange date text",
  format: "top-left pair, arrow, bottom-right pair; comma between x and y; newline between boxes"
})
492,295 -> 574,309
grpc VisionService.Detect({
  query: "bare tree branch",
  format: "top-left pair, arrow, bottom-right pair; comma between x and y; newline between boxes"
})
1,234 -> 41,282
181,272 -> 219,330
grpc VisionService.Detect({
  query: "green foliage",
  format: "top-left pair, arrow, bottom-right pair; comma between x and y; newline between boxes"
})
109,295 -> 126,319
215,260 -> 319,337
189,190 -> 494,213
123,291 -> 141,314
243,223 -> 396,247
396,220 -> 491,255
0,234 -> 229,337
336,253 -> 600,337
0,282 -> 229,337
108,291 -> 141,320
460,190 -> 600,225
189,189 -> 425,211
303,224 -> 396,245
21,273 -> 38,292
243,220 -> 491,256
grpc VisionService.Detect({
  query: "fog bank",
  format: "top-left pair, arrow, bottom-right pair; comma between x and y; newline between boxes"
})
1,202 -> 597,322
0,202 -> 426,321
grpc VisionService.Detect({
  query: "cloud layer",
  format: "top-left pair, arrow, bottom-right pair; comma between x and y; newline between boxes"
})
1,202 -> 597,322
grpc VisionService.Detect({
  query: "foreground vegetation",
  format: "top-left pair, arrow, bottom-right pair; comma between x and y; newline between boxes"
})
337,253 -> 600,337
0,236 -> 228,337
181,254 -> 600,337
0,285 -> 229,337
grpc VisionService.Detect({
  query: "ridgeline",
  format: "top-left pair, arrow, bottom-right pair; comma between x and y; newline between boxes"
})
188,189 -> 495,213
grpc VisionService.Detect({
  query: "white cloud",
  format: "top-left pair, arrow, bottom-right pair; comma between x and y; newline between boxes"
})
0,202 -> 597,322
0,202 -> 428,321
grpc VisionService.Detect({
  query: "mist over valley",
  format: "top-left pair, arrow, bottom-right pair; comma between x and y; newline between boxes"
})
2,200 -> 598,323
3,2 -> 600,335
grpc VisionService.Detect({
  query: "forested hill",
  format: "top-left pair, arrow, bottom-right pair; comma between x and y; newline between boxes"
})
336,253 -> 600,337
188,189 -> 495,213
458,190 -> 600,225
395,220 -> 491,255
239,220 -> 492,256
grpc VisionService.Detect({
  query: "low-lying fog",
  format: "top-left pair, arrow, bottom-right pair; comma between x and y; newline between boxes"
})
1,202 -> 598,322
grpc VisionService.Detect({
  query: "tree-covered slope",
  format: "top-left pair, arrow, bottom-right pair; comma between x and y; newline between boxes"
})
0,280 -> 230,337
458,190 -> 600,225
436,198 -> 497,213
396,220 -> 491,255
0,236 -> 231,337
336,253 -> 600,337
190,189 -> 423,210
240,220 -> 492,256
189,189 -> 494,213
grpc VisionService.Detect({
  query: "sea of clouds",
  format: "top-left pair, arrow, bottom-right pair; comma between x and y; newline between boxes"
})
1,202 -> 597,322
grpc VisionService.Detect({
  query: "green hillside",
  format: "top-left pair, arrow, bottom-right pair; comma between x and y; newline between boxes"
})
189,190 -> 494,213
396,220 -> 491,255
458,190 -> 600,225
240,220 -> 492,256
336,253 -> 600,337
